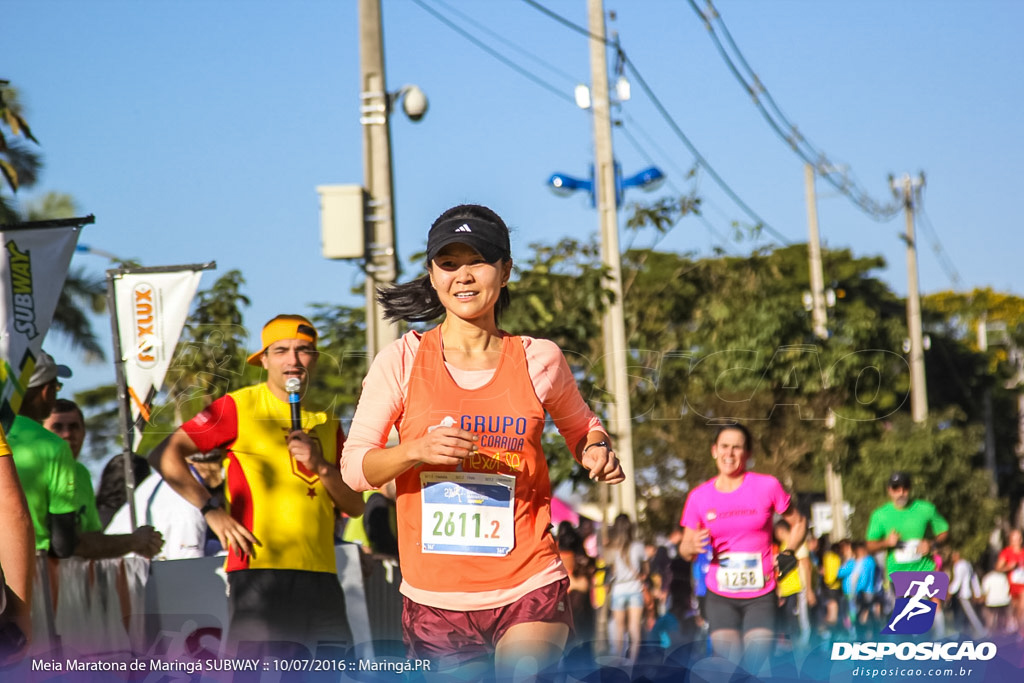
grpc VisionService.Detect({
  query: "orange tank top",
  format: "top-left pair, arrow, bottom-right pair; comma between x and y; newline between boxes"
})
397,326 -> 558,596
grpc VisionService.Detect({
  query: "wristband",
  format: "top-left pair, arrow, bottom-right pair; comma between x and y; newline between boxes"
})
777,549 -> 798,577
583,440 -> 610,454
199,500 -> 220,517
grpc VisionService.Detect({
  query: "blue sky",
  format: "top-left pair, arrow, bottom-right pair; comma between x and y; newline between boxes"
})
5,0 -> 1023,398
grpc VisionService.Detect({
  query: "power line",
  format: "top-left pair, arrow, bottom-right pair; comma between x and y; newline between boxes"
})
916,201 -> 962,289
621,58 -> 791,244
520,0 -> 792,245
427,0 -> 580,86
686,0 -> 901,222
520,0 -> 595,40
410,0 -> 576,105
617,115 -> 736,253
423,0 -> 791,246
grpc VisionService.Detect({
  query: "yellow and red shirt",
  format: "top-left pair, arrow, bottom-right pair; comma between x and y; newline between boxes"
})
182,383 -> 342,574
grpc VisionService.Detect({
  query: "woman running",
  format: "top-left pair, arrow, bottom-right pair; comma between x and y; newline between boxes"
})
678,424 -> 806,673
341,203 -> 624,680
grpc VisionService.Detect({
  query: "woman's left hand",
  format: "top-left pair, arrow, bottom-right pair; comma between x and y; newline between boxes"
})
582,444 -> 626,484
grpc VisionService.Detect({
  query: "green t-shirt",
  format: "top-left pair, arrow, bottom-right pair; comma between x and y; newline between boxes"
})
866,499 -> 950,577
8,415 -> 78,551
73,460 -> 103,534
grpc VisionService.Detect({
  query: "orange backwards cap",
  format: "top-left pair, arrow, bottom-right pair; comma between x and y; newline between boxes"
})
246,314 -> 318,366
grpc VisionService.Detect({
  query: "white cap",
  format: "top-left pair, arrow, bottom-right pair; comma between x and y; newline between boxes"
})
27,350 -> 72,389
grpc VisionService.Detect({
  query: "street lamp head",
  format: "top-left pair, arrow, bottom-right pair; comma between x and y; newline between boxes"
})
622,166 -> 665,192
391,84 -> 428,122
547,172 -> 592,197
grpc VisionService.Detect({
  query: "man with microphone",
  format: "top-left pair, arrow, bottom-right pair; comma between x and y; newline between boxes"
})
149,314 -> 364,654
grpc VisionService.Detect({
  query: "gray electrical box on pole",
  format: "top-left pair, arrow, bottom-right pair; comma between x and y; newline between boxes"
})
317,185 -> 366,260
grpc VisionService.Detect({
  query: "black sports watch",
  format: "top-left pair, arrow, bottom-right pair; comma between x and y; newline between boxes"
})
199,499 -> 220,517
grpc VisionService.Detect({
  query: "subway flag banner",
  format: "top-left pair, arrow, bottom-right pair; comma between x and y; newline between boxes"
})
109,266 -> 208,450
0,223 -> 83,431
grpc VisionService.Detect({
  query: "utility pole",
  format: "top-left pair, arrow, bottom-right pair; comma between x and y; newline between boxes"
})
978,317 -> 999,497
804,163 -> 846,540
893,174 -> 928,423
804,165 -> 829,340
587,0 -> 637,524
359,0 -> 399,360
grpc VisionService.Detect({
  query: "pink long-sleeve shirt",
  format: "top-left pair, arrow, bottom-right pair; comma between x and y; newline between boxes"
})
341,330 -> 604,610
341,330 -> 603,491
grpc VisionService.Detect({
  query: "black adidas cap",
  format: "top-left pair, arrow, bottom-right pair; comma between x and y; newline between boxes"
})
426,216 -> 511,264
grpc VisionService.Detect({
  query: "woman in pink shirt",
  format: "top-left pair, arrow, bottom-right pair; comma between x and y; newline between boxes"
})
341,204 -> 625,680
678,424 -> 806,674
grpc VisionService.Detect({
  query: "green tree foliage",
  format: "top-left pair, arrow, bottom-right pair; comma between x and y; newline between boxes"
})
307,302 -> 370,420
0,82 -> 41,223
493,221 -> 1006,541
73,383 -> 120,468
164,269 -> 254,415
23,193 -> 110,361
615,243 -> 911,528
844,410 -> 1000,563
138,270 -> 256,453
503,238 -> 608,490
63,205 -> 1013,548
922,288 -> 1024,517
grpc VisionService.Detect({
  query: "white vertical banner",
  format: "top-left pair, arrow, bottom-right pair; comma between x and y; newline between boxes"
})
110,267 -> 207,450
0,219 -> 89,431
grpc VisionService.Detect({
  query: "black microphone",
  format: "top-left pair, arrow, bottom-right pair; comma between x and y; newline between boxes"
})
285,377 -> 302,432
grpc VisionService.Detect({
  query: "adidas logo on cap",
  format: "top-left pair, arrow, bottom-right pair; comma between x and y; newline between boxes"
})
454,223 -> 472,233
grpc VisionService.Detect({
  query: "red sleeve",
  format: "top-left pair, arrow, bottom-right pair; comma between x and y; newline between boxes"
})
181,395 -> 239,453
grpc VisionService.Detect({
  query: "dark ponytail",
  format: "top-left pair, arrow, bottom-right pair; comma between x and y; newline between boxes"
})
377,275 -> 446,323
378,204 -> 513,324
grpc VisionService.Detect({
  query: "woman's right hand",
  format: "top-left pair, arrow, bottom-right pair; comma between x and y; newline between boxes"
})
410,427 -> 479,467
679,527 -> 710,560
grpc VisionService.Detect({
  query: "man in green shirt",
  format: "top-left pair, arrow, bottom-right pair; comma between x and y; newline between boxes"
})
7,351 -> 78,557
865,471 -> 950,579
44,399 -> 163,559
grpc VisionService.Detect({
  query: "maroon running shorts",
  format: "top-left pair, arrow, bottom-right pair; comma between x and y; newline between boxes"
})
402,578 -> 573,664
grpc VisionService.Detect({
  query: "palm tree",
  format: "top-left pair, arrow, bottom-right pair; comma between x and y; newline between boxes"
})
19,192 -> 109,361
0,81 -> 41,223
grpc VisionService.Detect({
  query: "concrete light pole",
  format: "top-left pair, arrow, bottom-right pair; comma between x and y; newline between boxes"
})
359,0 -> 399,361
587,0 -> 637,524
893,174 -> 928,423
803,163 -> 847,540
353,0 -> 428,360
